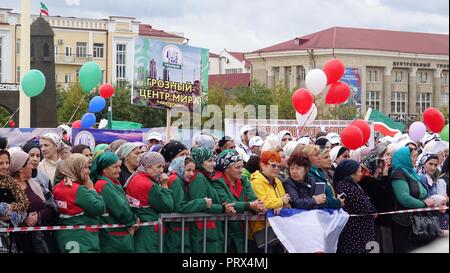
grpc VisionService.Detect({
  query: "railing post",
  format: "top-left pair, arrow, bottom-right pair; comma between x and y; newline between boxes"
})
224,215 -> 228,253
244,213 -> 249,253
203,217 -> 207,253
264,217 -> 268,253
159,217 -> 164,253
181,217 -> 185,254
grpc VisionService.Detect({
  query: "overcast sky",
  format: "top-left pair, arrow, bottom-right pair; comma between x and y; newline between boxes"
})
2,0 -> 448,53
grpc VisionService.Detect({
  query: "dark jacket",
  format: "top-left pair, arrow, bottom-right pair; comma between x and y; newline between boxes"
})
282,177 -> 324,210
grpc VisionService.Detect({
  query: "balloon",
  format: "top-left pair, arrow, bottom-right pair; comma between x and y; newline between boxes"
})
350,119 -> 371,145
292,88 -> 314,115
305,69 -> 327,95
423,107 -> 445,133
72,120 -> 82,128
296,104 -> 317,126
21,69 -> 46,97
341,125 -> 364,150
440,124 -> 449,142
323,59 -> 345,85
325,81 -> 350,104
8,120 -> 15,127
81,113 -> 96,128
79,62 -> 102,93
408,121 -> 427,142
99,83 -> 115,99
89,96 -> 106,113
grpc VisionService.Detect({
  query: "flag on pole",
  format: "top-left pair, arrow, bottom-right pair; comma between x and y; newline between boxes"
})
267,208 -> 349,253
40,2 -> 49,16
365,108 -> 406,137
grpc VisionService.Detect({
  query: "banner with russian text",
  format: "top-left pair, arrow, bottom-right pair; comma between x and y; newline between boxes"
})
133,37 -> 208,112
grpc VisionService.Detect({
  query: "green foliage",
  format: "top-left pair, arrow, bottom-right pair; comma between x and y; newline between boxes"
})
56,84 -> 88,124
439,105 -> 449,124
318,104 -> 360,120
0,106 -> 11,127
272,82 -> 296,120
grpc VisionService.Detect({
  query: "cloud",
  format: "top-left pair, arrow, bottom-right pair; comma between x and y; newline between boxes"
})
2,0 -> 448,53
65,0 -> 80,6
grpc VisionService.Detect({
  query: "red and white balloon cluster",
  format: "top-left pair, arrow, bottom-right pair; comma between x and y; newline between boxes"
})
292,59 -> 351,126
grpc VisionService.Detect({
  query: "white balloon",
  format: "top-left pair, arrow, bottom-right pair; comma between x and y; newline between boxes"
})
296,104 -> 317,126
305,69 -> 327,95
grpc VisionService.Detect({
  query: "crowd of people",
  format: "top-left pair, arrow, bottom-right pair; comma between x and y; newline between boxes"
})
0,125 -> 448,253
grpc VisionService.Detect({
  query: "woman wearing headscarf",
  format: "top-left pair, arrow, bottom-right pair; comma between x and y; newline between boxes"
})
276,130 -> 292,149
329,146 -> 350,178
334,160 -> 376,253
160,140 -> 189,164
417,153 -> 448,231
390,147 -> 437,253
124,151 -> 173,253
38,133 -> 64,184
188,147 -> 231,253
116,142 -> 142,187
9,151 -> 59,253
301,144 -> 344,209
52,153 -> 105,253
212,150 -> 266,253
164,156 -> 212,253
359,154 -> 395,253
92,144 -> 108,158
91,151 -> 138,253
107,139 -> 127,153
0,150 -> 29,253
22,140 -> 52,191
216,136 -> 236,155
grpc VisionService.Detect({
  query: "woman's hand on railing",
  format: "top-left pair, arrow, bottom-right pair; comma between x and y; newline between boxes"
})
224,203 -> 236,214
204,198 -> 212,208
250,200 -> 266,213
129,217 -> 140,235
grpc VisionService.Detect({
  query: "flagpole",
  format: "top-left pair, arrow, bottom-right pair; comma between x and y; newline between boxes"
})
19,0 -> 31,128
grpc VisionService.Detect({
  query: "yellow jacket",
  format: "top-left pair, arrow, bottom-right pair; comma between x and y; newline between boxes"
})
249,170 -> 286,237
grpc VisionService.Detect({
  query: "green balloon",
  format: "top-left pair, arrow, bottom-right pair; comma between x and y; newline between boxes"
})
440,124 -> 449,142
21,69 -> 46,97
79,62 -> 102,93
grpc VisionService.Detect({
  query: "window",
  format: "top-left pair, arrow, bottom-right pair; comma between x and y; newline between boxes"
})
225,68 -> 242,74
418,71 -> 430,84
93,43 -> 104,58
442,71 -> 449,85
116,44 -> 126,80
391,92 -> 407,113
441,93 -> 449,106
416,93 -> 431,113
16,39 -> 20,54
76,42 -> 87,58
76,69 -> 79,81
31,43 -> 35,57
65,74 -> 71,83
394,70 -> 404,83
43,43 -> 49,57
297,66 -> 305,80
65,46 -> 72,56
367,69 -> 378,83
366,91 -> 381,110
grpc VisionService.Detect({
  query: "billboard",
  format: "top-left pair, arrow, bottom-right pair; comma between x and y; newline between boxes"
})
340,67 -> 362,114
132,38 -> 209,112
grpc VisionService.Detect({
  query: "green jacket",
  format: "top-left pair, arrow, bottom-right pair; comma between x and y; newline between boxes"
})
94,176 -> 137,253
187,170 -> 224,253
213,172 -> 258,253
125,172 -> 173,253
164,174 -> 207,253
53,182 -> 105,253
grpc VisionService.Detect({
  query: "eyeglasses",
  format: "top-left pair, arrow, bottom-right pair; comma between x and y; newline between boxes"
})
269,163 -> 281,169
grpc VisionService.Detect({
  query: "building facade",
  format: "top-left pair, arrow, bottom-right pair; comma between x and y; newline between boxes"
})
0,8 -> 186,89
209,50 -> 251,75
245,27 -> 449,116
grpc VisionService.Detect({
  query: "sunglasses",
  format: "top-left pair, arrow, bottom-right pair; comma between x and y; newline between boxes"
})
269,163 -> 281,169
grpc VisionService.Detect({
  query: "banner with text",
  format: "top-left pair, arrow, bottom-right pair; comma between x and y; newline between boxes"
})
132,38 -> 209,112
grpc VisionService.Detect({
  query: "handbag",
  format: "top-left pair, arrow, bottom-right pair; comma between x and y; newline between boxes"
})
253,227 -> 280,249
409,212 -> 441,245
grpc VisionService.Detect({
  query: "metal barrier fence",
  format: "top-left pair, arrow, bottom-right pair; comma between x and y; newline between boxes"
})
158,212 -> 268,253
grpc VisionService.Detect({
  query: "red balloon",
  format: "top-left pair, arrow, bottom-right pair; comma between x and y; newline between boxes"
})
72,120 -> 82,128
99,83 -> 115,99
423,107 -> 445,133
325,81 -> 350,104
323,59 -> 345,85
351,119 -> 371,145
8,120 -> 15,127
292,88 -> 314,115
341,125 -> 364,150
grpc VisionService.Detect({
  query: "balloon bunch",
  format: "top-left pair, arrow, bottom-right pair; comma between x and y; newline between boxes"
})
71,62 -> 115,129
292,58 -> 351,129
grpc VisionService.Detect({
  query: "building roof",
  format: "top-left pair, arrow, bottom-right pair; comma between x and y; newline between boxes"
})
209,52 -> 221,58
139,24 -> 185,39
209,73 -> 251,89
227,51 -> 251,68
251,26 -> 449,55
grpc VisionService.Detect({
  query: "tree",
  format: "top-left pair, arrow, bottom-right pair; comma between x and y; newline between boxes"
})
235,80 -> 273,118
318,103 -> 360,120
439,105 -> 449,124
0,106 -> 11,127
206,84 -> 237,112
57,84 -> 88,124
272,83 -> 296,120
